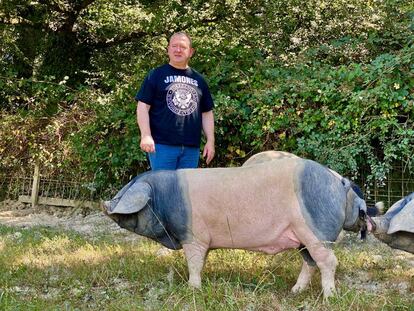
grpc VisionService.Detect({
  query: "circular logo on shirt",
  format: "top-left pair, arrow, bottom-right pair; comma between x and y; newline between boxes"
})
166,83 -> 198,116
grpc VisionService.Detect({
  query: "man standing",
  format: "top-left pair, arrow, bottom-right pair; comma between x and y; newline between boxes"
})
136,32 -> 215,170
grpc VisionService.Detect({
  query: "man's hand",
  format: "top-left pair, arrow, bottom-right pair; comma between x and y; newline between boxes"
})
140,135 -> 155,153
202,110 -> 215,165
137,101 -> 155,153
203,140 -> 215,165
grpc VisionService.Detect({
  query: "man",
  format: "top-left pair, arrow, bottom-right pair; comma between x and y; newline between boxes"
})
135,32 -> 215,170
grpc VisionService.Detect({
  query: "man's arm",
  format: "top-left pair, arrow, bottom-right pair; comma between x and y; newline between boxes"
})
202,110 -> 215,165
137,101 -> 155,153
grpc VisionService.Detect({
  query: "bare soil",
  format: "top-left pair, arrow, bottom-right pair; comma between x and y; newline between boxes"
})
0,200 -> 138,240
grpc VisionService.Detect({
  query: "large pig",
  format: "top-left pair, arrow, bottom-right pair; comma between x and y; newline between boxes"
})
103,157 -> 368,298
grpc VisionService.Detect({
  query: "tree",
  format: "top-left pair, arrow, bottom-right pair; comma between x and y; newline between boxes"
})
1,0 -> 413,191
0,0 -> 227,85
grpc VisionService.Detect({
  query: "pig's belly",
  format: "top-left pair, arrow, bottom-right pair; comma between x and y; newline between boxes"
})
209,229 -> 302,254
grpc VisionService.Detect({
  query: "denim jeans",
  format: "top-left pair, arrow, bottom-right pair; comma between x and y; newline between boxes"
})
148,144 -> 200,170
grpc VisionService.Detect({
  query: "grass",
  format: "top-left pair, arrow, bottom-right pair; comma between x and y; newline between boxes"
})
0,225 -> 413,310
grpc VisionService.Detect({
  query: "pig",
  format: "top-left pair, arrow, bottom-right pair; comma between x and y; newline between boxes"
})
103,156 -> 368,298
368,193 -> 414,253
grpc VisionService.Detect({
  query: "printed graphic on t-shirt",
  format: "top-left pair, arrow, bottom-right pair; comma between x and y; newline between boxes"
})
166,82 -> 199,116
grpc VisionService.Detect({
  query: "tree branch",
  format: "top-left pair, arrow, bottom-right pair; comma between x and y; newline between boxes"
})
89,13 -> 222,50
91,30 -> 155,49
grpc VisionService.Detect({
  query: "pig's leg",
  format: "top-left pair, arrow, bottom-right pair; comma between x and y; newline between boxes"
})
291,260 -> 317,293
293,226 -> 337,298
307,245 -> 337,298
182,243 -> 208,288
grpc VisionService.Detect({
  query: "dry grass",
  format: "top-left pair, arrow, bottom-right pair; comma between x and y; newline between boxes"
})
0,225 -> 413,310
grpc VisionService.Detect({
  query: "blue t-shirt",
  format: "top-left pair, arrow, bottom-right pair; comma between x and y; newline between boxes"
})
135,64 -> 214,147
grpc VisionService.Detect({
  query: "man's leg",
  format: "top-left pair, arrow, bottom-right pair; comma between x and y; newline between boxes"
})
148,144 -> 179,170
177,146 -> 200,169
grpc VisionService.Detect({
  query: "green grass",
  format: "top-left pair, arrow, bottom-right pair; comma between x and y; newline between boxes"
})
0,225 -> 413,310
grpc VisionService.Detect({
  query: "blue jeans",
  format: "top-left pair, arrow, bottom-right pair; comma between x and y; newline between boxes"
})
148,144 -> 200,170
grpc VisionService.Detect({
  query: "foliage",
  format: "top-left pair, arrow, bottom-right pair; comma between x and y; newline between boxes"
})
0,0 -> 413,191
222,44 -> 414,182
0,80 -> 92,178
70,79 -> 148,189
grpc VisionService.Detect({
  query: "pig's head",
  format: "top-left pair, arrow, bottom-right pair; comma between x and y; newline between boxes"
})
342,180 -> 369,237
368,193 -> 414,253
101,172 -> 187,250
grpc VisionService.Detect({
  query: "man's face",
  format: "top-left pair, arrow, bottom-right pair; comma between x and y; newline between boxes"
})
167,34 -> 194,68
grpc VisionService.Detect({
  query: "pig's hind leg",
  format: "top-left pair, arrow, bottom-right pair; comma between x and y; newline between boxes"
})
294,228 -> 338,298
307,243 -> 337,298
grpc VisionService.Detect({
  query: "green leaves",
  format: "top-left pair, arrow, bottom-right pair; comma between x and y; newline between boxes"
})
213,41 -> 414,182
1,0 -> 413,191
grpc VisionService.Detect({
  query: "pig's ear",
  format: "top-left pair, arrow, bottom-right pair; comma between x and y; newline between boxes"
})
388,195 -> 414,234
106,181 -> 152,215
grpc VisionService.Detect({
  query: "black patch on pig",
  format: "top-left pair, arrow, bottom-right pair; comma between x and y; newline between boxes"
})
298,244 -> 317,266
109,170 -> 191,250
298,160 -> 346,243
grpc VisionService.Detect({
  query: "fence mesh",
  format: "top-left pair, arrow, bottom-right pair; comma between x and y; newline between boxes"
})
360,164 -> 414,209
1,163 -> 414,209
1,175 -> 33,200
1,170 -> 99,202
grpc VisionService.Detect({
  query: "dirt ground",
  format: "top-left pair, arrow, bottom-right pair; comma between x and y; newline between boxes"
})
0,200 -> 138,239
0,199 -> 413,295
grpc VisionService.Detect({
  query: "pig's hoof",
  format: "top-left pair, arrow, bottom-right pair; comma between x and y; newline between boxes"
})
322,288 -> 336,299
188,280 -> 201,289
291,284 -> 306,294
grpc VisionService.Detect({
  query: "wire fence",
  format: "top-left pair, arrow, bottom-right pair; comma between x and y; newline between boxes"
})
0,168 -> 101,205
1,163 -> 414,210
359,164 -> 414,209
0,175 -> 31,201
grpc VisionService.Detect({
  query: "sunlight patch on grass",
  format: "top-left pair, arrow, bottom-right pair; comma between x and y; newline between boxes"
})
404,267 -> 414,278
13,236 -> 124,268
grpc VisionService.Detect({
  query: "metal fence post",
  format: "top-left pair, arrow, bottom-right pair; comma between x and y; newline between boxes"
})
31,162 -> 40,208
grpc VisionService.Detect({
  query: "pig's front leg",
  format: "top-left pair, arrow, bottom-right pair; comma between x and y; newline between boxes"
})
182,243 -> 208,288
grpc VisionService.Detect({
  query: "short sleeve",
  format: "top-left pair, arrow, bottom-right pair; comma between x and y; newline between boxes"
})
200,81 -> 214,112
135,70 -> 155,104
